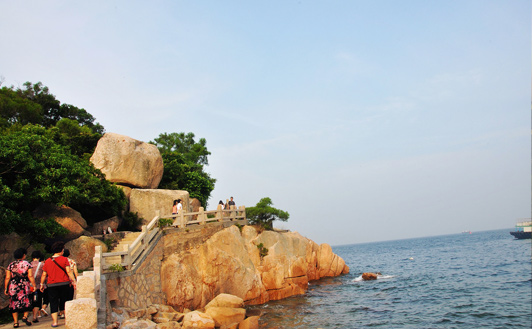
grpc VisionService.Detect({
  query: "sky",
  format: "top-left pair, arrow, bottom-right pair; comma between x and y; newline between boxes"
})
1,1 -> 530,246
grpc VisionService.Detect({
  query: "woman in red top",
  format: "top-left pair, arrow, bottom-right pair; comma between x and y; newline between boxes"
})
40,241 -> 77,327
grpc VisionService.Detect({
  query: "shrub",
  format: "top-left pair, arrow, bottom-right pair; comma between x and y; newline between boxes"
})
158,217 -> 173,228
257,243 -> 269,259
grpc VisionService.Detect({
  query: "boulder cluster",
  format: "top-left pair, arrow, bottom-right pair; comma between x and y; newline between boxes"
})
0,133 -> 191,273
111,293 -> 259,329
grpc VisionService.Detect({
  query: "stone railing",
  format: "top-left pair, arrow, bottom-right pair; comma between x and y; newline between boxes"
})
82,206 -> 247,328
171,205 -> 246,228
94,205 -> 246,272
97,212 -> 161,272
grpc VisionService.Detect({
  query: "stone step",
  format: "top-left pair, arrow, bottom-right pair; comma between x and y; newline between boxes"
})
105,232 -> 143,267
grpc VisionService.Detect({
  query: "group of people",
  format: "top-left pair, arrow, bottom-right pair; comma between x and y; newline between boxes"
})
172,199 -> 183,215
172,196 -> 236,216
4,241 -> 78,327
218,196 -> 236,210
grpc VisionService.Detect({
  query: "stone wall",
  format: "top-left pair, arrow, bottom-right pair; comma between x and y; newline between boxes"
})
100,221 -> 247,324
99,221 -> 347,326
103,233 -> 166,322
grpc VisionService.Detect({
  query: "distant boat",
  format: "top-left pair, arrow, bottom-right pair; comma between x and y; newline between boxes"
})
461,230 -> 472,234
510,219 -> 532,239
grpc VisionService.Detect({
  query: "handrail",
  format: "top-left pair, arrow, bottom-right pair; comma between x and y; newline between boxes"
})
100,206 -> 247,272
171,205 -> 245,228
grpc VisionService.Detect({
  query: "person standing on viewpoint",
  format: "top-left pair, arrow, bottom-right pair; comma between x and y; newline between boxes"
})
228,196 -> 236,209
4,248 -> 38,327
172,199 -> 182,215
40,241 -> 77,328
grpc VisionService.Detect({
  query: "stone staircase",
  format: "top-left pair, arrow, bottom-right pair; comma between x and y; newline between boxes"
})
105,232 -> 142,266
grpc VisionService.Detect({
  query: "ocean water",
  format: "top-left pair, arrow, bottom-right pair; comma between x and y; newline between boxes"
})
249,229 -> 532,328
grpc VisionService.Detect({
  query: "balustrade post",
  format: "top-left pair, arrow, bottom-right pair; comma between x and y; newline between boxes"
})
198,207 -> 205,225
93,245 -> 102,287
179,211 -> 185,228
230,205 -> 236,221
241,205 -> 246,223
217,204 -> 223,222
142,225 -> 148,246
123,244 -> 130,268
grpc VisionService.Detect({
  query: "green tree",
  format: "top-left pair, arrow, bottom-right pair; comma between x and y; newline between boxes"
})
246,197 -> 289,230
1,82 -> 104,158
152,132 -> 210,165
0,126 -> 126,239
0,86 -> 42,128
0,81 -> 104,134
151,132 -> 216,208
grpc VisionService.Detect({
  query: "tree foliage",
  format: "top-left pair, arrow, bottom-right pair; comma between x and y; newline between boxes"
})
152,132 -> 216,208
246,197 -> 289,230
0,82 -> 104,158
0,125 -> 126,239
152,132 -> 210,165
1,82 -> 103,133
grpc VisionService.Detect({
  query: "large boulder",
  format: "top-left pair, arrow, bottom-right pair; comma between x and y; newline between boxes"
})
0,233 -> 30,268
121,319 -> 157,329
161,225 -> 349,311
90,216 -> 122,235
33,204 -> 89,240
90,133 -> 164,189
129,189 -> 189,227
204,307 -> 245,328
190,198 -> 201,212
182,311 -> 215,329
65,236 -> 108,270
204,294 -> 244,309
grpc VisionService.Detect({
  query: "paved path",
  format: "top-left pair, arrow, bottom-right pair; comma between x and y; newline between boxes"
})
0,310 -> 66,328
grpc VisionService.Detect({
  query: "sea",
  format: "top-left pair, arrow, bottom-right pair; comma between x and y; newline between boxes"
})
248,229 -> 532,328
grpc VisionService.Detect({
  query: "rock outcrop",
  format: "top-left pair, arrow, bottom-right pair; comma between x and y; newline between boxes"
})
33,204 -> 90,240
0,233 -> 31,268
65,236 -> 108,270
161,225 -> 349,311
90,133 -> 164,189
129,189 -> 190,226
362,272 -> 379,281
111,294 -> 256,329
90,216 -> 122,235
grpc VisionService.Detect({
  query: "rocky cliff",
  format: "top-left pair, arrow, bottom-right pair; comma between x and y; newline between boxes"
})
160,225 -> 349,311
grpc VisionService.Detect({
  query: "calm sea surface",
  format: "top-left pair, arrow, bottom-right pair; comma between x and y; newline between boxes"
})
249,229 -> 532,328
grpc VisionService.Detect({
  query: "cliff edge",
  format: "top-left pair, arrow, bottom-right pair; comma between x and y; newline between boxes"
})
161,225 -> 349,311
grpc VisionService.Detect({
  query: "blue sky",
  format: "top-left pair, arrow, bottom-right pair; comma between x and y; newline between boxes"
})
1,1 -> 530,245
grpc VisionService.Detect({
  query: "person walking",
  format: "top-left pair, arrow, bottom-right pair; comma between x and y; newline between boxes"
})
58,249 -> 78,318
40,241 -> 77,327
30,251 -> 47,323
4,248 -> 38,327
